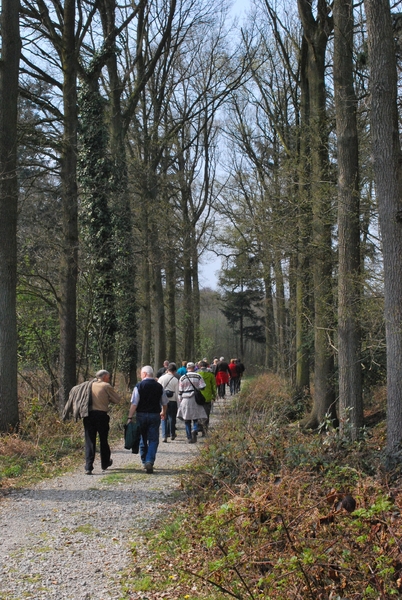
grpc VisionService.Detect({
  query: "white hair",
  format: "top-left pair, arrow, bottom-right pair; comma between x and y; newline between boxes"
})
141,365 -> 154,377
96,369 -> 109,379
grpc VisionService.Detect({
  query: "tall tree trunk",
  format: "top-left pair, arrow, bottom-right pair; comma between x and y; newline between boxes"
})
78,82 -> 116,370
140,209 -> 152,367
140,267 -> 152,367
179,160 -> 194,359
100,0 -> 138,386
364,0 -> 402,463
263,269 -> 276,370
147,171 -> 166,372
192,238 -> 201,357
151,252 -> 167,371
58,0 -> 78,413
295,35 -> 311,395
165,254 -> 177,362
273,252 -> 286,374
0,0 -> 20,431
182,251 -> 194,359
298,0 -> 336,429
334,0 -> 362,440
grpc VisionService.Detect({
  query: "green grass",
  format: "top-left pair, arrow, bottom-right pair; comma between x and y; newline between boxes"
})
73,523 -> 99,535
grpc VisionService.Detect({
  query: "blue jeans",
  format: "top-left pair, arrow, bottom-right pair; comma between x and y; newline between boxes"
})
136,412 -> 161,465
161,401 -> 178,439
185,419 -> 199,440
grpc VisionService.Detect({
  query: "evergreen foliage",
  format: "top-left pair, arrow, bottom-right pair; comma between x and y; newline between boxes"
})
78,83 -> 117,369
219,253 -> 266,356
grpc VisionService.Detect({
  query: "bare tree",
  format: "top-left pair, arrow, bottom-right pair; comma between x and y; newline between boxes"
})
333,0 -> 362,440
298,0 -> 336,430
58,0 -> 79,412
0,0 -> 21,430
364,0 -> 402,463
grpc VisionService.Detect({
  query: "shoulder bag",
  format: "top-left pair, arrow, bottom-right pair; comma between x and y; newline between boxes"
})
185,375 -> 206,406
163,376 -> 175,398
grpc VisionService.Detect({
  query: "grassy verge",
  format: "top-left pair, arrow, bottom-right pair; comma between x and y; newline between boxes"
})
122,374 -> 402,600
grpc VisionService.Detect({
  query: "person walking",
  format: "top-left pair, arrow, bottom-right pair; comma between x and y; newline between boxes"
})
62,369 -> 122,475
177,362 -> 206,443
210,357 -> 219,374
156,360 -> 169,378
197,360 -> 217,435
236,358 -> 245,392
127,366 -> 168,473
228,358 -> 240,396
176,360 -> 187,377
158,363 -> 179,442
215,356 -> 230,399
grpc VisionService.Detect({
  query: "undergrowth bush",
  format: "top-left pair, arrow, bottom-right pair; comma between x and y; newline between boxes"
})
233,374 -> 296,420
126,374 -> 402,600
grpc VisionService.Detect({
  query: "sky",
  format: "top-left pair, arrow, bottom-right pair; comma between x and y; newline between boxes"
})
232,0 -> 250,17
199,0 -> 251,291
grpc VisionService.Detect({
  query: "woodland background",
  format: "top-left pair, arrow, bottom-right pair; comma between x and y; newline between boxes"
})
1,0 -> 402,463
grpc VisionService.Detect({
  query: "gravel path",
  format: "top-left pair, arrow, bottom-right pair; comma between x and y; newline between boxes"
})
0,405 -> 225,600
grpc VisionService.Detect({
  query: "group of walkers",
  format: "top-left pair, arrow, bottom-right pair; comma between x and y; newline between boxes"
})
211,356 -> 245,398
63,356 -> 245,475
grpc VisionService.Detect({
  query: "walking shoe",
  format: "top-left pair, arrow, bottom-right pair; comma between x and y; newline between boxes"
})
191,431 -> 197,443
145,462 -> 154,474
85,470 -> 92,475
102,459 -> 113,473
162,437 -> 168,442
171,435 -> 176,440
188,438 -> 196,444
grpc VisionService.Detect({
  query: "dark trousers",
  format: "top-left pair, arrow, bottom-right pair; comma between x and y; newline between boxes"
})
229,377 -> 239,395
161,401 -> 178,439
83,410 -> 111,471
198,402 -> 212,436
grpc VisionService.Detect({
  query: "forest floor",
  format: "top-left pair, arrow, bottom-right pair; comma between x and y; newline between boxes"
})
0,400 -> 227,600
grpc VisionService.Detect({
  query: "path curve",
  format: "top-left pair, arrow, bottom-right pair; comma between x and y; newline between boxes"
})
0,402 -> 227,600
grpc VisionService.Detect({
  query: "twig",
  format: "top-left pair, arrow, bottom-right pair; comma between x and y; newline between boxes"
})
181,568 -> 243,599
217,543 -> 256,600
278,513 -> 316,600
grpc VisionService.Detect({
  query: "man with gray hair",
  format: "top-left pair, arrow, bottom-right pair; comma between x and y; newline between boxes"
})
127,366 -> 168,473
83,370 -> 122,475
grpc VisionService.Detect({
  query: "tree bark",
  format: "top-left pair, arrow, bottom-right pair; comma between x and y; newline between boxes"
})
182,251 -> 194,360
298,0 -> 336,429
58,0 -> 78,414
165,254 -> 177,362
99,0 -> 138,386
140,206 -> 152,367
0,0 -> 21,431
364,0 -> 402,462
295,36 -> 312,395
263,268 -> 276,370
151,241 -> 167,371
192,238 -> 201,358
334,0 -> 362,440
274,251 -> 286,374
